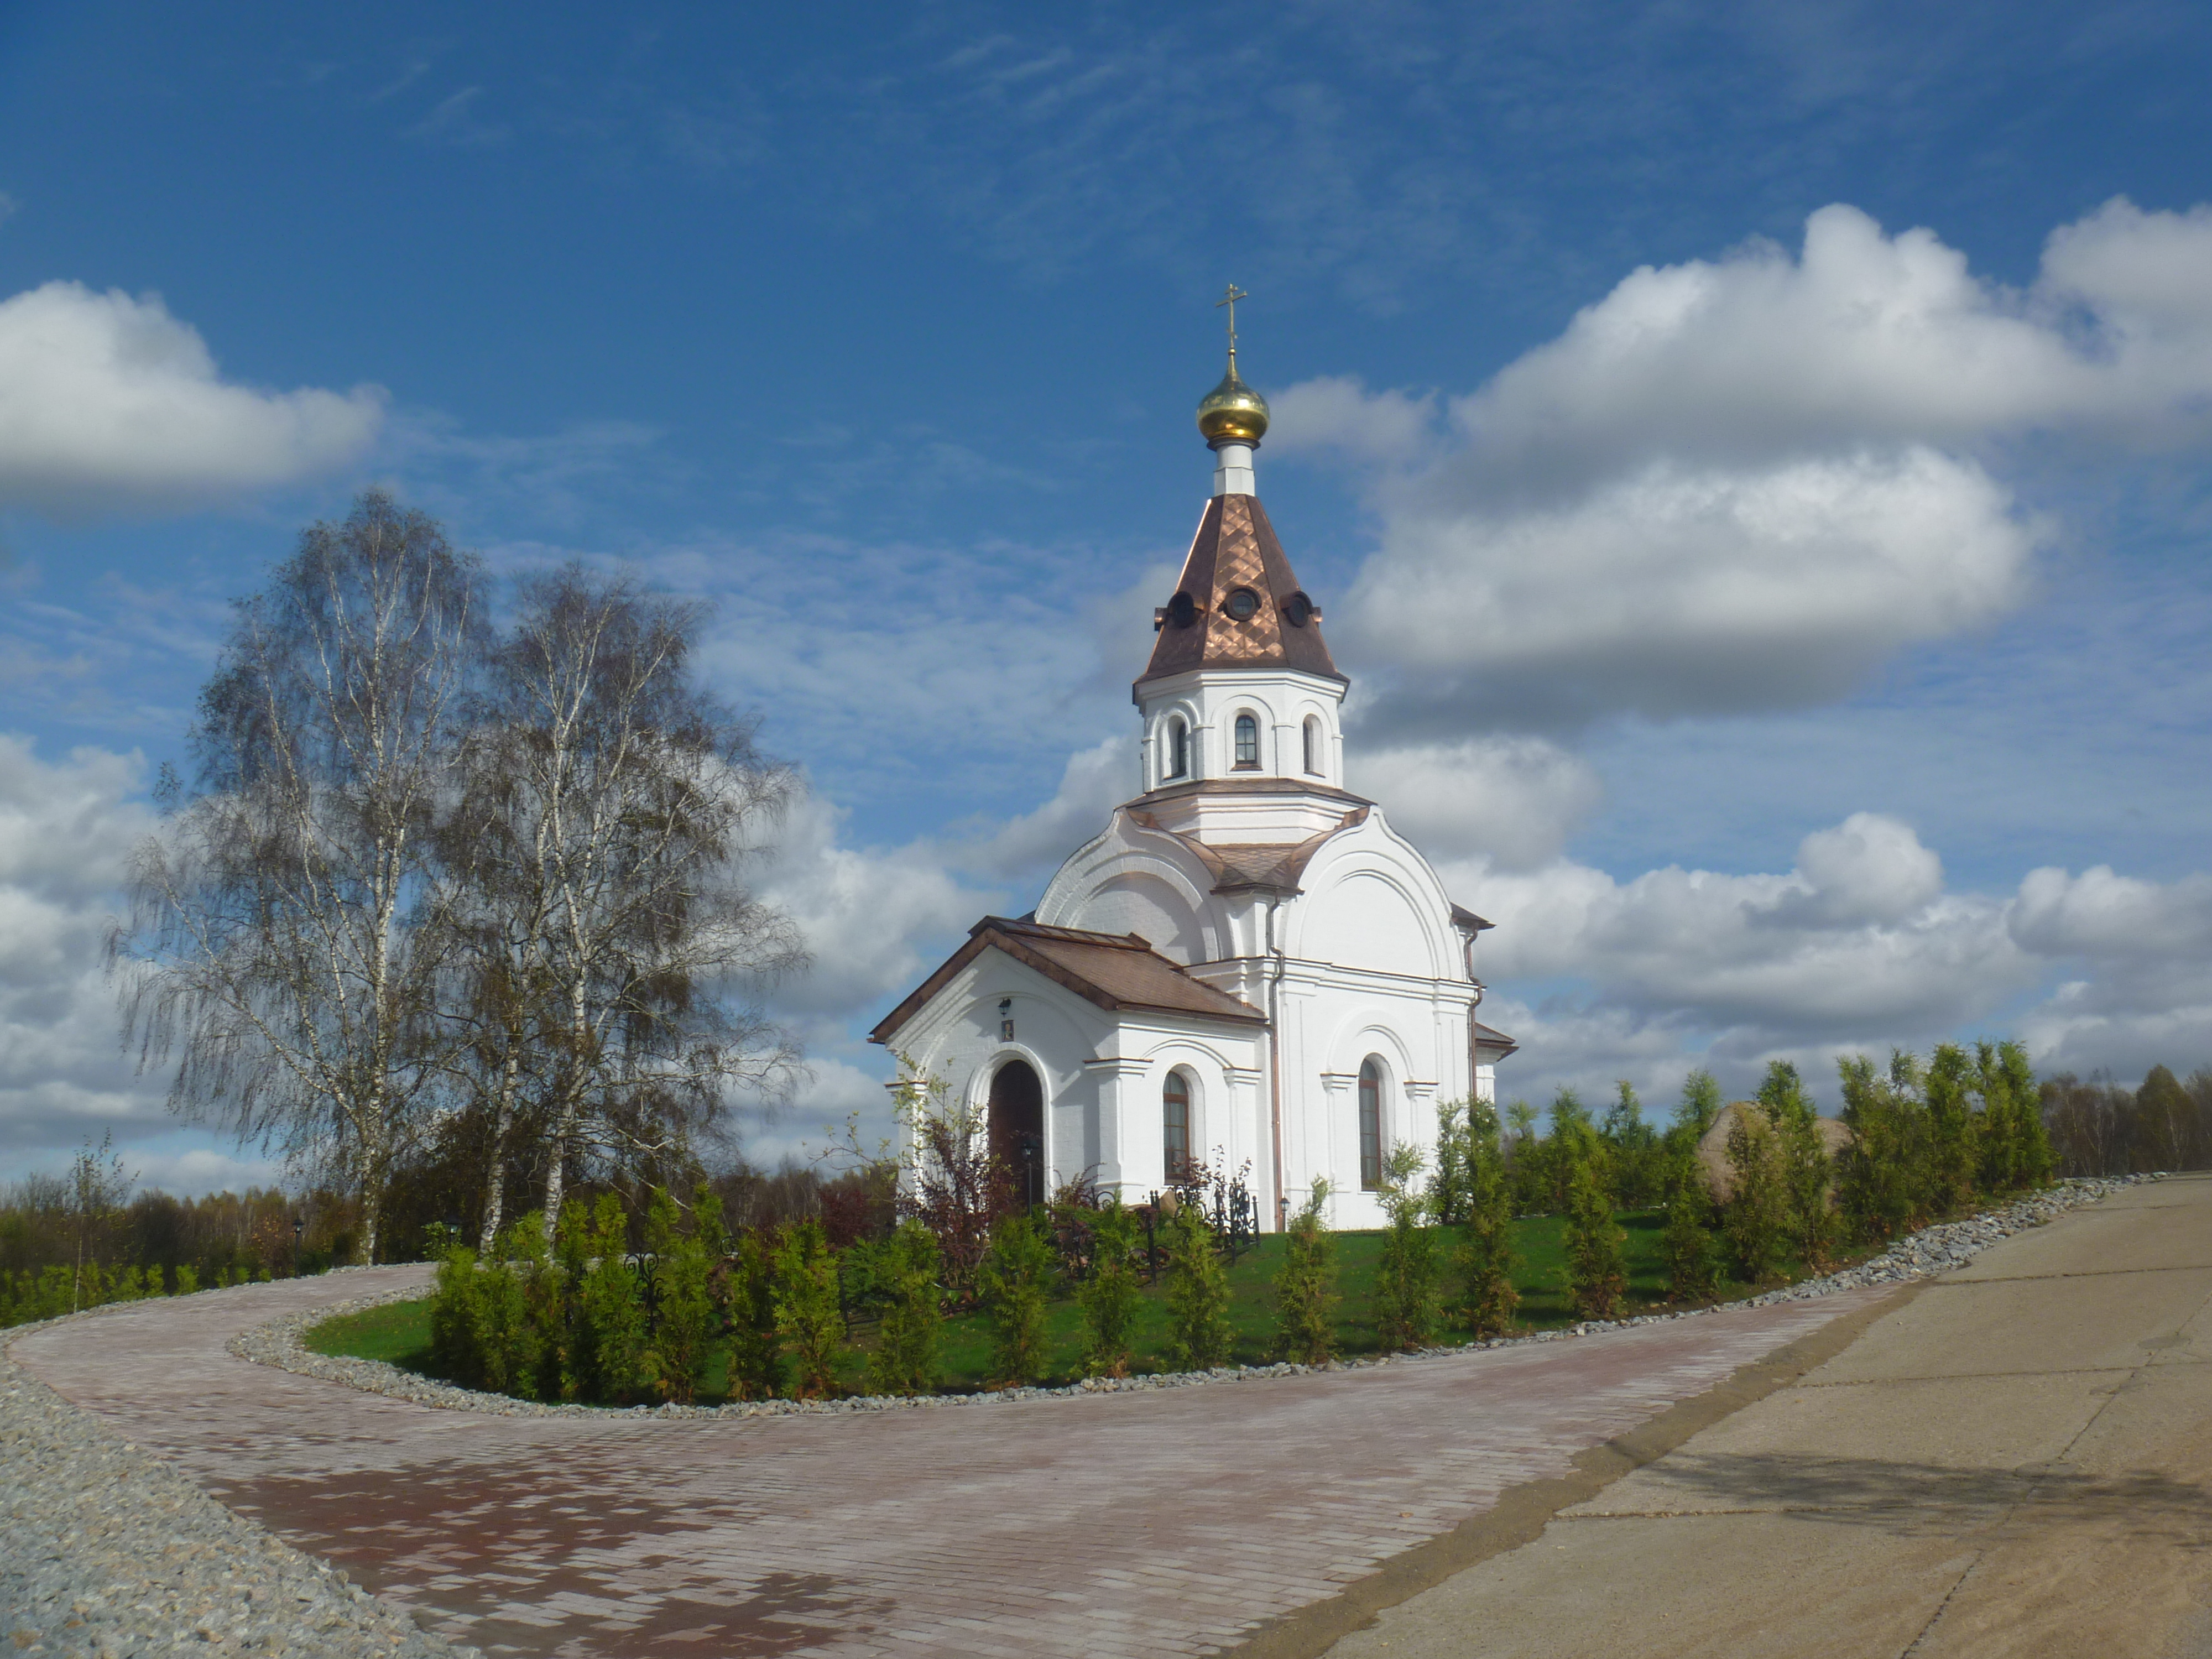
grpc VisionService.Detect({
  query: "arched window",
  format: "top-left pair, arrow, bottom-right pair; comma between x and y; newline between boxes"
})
1162,1070 -> 1192,1180
1303,715 -> 1322,775
1233,712 -> 1260,769
1166,717 -> 1189,781
1357,1058 -> 1384,1191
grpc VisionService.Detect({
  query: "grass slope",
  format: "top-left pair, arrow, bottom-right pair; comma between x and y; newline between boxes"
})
311,1210 -> 1817,1404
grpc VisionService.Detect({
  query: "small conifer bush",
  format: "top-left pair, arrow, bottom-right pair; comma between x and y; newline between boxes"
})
1163,1204 -> 1232,1370
979,1211 -> 1056,1385
1455,1107 -> 1520,1337
1657,1134 -> 1717,1302
1077,1198 -> 1142,1378
1723,1105 -> 1788,1284
1562,1146 -> 1627,1321
644,1185 -> 720,1405
567,1194 -> 648,1403
773,1218 -> 847,1399
866,1220 -> 945,1396
1272,1179 -> 1338,1364
1374,1143 -> 1440,1350
723,1230 -> 784,1401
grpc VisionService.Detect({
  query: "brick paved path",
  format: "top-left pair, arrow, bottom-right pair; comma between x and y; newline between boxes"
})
12,1271 -> 1882,1657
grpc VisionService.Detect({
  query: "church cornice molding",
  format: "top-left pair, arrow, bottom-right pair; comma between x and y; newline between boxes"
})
1129,776 -> 1370,812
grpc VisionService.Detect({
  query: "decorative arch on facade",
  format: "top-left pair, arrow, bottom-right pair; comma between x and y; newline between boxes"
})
1285,828 -> 1460,982
951,1041 -> 1061,1202
1035,827 -> 1227,962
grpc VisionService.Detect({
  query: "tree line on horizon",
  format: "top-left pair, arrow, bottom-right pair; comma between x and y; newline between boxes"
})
103,491 -> 808,1266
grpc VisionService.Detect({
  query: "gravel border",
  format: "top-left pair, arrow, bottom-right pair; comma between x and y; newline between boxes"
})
2,1281 -> 482,1658
235,1175 -> 2158,1420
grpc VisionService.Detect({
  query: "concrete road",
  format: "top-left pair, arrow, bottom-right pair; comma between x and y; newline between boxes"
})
1313,1175 -> 2212,1659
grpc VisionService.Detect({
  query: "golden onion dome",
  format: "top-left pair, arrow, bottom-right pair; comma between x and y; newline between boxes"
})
1197,354 -> 1270,447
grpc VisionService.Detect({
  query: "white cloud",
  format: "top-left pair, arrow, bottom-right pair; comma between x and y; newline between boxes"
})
967,735 -> 1136,880
2010,863 -> 2212,960
1350,446 -> 2036,729
0,281 -> 384,514
1452,200 -> 2212,488
754,787 -> 997,1024
1267,374 -> 1437,467
1462,815 -> 2031,1041
2007,864 -> 2212,1079
1297,200 -> 2212,732
0,737 -> 166,1154
1349,734 -> 1602,870
1435,811 -> 2212,1110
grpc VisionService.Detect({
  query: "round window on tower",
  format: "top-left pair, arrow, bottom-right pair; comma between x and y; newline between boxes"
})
1224,587 -> 1260,622
1281,590 -> 1313,628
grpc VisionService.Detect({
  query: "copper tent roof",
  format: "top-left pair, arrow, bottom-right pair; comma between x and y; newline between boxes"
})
869,917 -> 1269,1046
1137,493 -> 1344,690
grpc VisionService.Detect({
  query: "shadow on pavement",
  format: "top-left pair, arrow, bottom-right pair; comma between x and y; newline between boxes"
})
1624,1452 -> 2212,1546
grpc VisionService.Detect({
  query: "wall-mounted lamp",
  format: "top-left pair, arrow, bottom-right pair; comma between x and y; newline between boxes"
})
998,997 -> 1014,1042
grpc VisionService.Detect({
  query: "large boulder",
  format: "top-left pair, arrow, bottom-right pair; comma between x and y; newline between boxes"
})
1694,1102 -> 1854,1203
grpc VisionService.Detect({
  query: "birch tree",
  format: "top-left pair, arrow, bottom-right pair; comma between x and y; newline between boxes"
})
462,566 -> 805,1238
112,492 -> 482,1261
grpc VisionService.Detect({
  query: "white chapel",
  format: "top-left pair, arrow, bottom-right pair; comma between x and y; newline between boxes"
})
872,319 -> 1515,1232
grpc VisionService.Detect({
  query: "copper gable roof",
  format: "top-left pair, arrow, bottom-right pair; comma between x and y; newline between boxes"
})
1126,804 -> 1367,895
1137,493 -> 1344,689
869,917 -> 1268,1046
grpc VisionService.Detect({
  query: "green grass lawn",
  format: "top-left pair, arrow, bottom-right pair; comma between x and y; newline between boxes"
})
306,1297 -> 437,1369
311,1209 -> 1819,1404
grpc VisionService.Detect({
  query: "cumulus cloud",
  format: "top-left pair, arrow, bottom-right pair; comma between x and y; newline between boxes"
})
0,281 -> 384,514
0,737 -> 164,1154
1266,374 -> 1438,467
1350,447 -> 2034,729
966,735 -> 1136,880
1349,734 -> 1602,870
2008,864 -> 2212,1078
1462,813 -> 2031,1042
753,787 -> 997,1025
1432,809 -> 2212,1111
1296,200 -> 2212,733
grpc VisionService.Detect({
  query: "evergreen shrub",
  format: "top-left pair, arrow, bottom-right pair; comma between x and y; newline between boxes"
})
1272,1180 -> 1338,1364
1374,1144 -> 1440,1350
773,1218 -> 847,1399
867,1219 -> 944,1396
1077,1198 -> 1142,1378
1455,1107 -> 1520,1337
979,1211 -> 1055,1385
1162,1204 -> 1231,1370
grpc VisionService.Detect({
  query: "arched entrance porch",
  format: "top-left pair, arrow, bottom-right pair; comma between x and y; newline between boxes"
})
988,1058 -> 1045,1210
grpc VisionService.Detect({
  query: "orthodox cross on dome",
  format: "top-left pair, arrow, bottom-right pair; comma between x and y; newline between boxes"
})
1215,284 -> 1248,360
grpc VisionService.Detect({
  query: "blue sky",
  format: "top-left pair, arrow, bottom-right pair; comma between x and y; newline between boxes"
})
3,1 -> 2211,1191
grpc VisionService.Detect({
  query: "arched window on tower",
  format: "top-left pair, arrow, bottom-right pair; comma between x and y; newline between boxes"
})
1233,712 -> 1260,769
1162,1070 -> 1192,1181
1303,715 -> 1322,776
1166,717 -> 1189,781
1357,1058 -> 1384,1191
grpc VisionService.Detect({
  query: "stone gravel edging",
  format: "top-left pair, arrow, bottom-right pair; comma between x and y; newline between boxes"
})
234,1175 -> 2157,1421
2,1282 -> 481,1659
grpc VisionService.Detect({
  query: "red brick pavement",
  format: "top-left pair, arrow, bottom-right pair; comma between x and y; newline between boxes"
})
12,1269 -> 1885,1657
